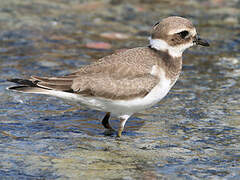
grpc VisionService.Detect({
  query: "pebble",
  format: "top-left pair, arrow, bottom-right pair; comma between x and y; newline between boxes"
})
100,32 -> 130,40
224,17 -> 238,24
85,42 -> 112,50
114,48 -> 129,54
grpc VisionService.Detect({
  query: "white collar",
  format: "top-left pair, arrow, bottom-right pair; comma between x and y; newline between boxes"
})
149,37 -> 193,58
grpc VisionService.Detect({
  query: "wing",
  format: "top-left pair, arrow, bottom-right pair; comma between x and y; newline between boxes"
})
71,74 -> 158,99
9,47 -> 160,99
67,47 -> 156,79
10,73 -> 158,100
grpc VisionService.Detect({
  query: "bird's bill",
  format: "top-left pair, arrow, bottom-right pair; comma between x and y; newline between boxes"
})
194,36 -> 210,46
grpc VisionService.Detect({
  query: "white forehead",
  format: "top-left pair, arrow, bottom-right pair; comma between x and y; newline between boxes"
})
168,28 -> 197,36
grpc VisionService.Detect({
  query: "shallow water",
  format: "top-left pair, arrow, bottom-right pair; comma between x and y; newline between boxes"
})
0,0 -> 240,179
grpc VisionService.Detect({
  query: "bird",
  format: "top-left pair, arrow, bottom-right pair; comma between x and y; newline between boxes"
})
7,16 -> 209,138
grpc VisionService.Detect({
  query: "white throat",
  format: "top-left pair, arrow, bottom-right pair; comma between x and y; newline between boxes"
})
149,37 -> 193,58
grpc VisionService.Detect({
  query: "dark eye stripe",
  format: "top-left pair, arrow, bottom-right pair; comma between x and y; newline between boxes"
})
178,30 -> 189,39
153,21 -> 160,26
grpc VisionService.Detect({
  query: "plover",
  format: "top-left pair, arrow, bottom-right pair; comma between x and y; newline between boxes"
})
8,16 -> 209,137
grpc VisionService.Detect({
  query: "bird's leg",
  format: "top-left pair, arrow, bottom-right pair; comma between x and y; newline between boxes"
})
101,112 -> 114,130
117,115 -> 130,138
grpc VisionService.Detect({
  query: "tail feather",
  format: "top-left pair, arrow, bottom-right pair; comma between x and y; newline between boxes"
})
7,78 -> 73,93
37,82 -> 73,91
7,85 -> 51,94
32,76 -> 74,84
7,78 -> 52,94
7,78 -> 39,87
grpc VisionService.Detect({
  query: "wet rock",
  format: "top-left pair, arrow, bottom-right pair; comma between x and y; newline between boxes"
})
37,60 -> 61,68
85,42 -> 112,50
223,17 -> 239,25
114,48 -> 129,54
100,32 -> 130,40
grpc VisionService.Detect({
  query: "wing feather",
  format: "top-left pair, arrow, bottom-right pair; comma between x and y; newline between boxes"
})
72,74 -> 158,99
8,47 -> 160,99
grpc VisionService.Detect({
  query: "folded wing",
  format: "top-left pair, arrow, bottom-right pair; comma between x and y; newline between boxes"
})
71,74 -> 158,99
8,47 -> 160,99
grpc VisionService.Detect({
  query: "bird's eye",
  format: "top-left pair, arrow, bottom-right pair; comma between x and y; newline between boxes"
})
178,30 -> 189,39
153,21 -> 160,27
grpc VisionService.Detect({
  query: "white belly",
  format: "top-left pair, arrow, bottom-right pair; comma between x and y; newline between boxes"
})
46,80 -> 172,117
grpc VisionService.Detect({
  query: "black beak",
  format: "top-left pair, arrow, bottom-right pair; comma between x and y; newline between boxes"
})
194,36 -> 210,47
